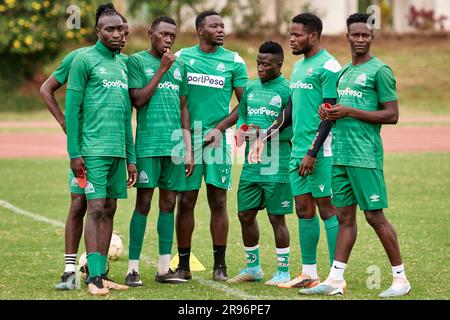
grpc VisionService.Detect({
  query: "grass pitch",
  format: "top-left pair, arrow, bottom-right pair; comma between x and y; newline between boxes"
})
0,154 -> 448,300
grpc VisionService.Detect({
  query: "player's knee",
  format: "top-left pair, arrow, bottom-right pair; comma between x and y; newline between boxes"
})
238,212 -> 254,225
70,196 -> 87,216
210,198 -> 227,215
364,210 -> 385,227
337,213 -> 355,226
159,195 -> 176,213
135,198 -> 151,215
88,207 -> 103,220
268,214 -> 286,227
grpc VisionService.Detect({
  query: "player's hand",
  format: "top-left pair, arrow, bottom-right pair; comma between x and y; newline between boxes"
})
324,104 -> 350,121
318,103 -> 329,121
127,163 -> 138,188
70,157 -> 85,178
184,151 -> 194,177
204,128 -> 222,148
160,48 -> 176,72
299,155 -> 316,176
248,137 -> 265,164
245,124 -> 260,141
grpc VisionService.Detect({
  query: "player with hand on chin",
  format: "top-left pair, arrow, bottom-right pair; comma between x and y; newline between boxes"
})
124,16 -> 193,286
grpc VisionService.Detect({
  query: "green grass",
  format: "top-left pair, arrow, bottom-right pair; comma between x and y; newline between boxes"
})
0,154 -> 449,300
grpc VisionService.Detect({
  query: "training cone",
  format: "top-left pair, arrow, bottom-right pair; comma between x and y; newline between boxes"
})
170,253 -> 206,271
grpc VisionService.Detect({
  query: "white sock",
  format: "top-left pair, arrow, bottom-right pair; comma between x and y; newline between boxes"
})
328,260 -> 347,281
392,264 -> 407,280
128,259 -> 139,274
65,254 -> 77,273
159,254 -> 171,275
302,264 -> 318,279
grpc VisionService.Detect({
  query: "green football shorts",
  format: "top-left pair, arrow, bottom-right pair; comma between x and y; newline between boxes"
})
181,139 -> 232,191
331,165 -> 388,211
289,156 -> 332,198
68,169 -> 85,195
83,156 -> 127,200
135,156 -> 186,191
237,179 -> 293,215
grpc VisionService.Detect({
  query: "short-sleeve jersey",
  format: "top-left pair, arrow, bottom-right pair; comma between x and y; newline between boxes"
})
175,45 -> 248,134
52,47 -> 89,85
127,50 -> 188,158
67,41 -> 132,158
289,49 -> 341,159
333,56 -> 397,170
238,75 -> 292,183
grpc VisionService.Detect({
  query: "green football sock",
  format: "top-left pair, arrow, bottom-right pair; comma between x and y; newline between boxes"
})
276,247 -> 290,273
245,245 -> 260,269
100,254 -> 108,275
157,211 -> 174,255
324,215 -> 339,266
87,252 -> 101,278
128,211 -> 148,260
299,216 -> 320,265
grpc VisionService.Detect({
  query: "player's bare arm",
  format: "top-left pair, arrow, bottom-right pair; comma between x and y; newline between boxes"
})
40,76 -> 65,133
127,163 -> 138,188
324,100 -> 398,124
181,95 -> 194,177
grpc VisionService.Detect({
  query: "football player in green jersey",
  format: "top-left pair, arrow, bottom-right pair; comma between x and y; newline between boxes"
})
174,11 -> 248,281
250,13 -> 341,289
227,41 -> 293,286
299,13 -> 411,297
65,4 -> 137,296
124,16 -> 193,286
40,4 -> 129,291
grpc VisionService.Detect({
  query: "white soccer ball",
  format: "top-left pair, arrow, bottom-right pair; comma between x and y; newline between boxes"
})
108,232 -> 124,261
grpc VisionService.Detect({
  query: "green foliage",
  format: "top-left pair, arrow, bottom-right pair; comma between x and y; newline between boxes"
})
127,0 -> 203,23
221,0 -> 269,37
0,0 -> 95,85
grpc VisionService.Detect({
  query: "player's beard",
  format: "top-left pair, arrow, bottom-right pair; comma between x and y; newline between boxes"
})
293,43 -> 312,56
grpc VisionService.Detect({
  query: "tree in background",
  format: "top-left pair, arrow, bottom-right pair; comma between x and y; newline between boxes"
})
0,0 -> 95,87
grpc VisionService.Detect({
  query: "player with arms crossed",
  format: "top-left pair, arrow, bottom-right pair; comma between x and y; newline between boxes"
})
40,3 -> 130,290
65,5 -> 137,296
174,11 -> 248,281
124,16 -> 193,286
299,13 -> 411,297
227,41 -> 293,285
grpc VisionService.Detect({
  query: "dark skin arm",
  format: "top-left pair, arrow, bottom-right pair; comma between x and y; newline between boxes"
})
40,76 -> 65,133
180,96 -> 194,177
129,49 -> 176,109
204,86 -> 244,147
320,101 -> 399,124
127,163 -> 138,188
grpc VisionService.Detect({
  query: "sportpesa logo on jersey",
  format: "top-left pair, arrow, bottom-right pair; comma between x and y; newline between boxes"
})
187,73 -> 225,89
290,80 -> 313,90
158,81 -> 179,91
338,87 -> 363,98
102,79 -> 128,89
248,106 -> 279,117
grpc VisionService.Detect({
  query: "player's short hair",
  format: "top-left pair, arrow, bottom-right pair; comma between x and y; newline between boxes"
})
259,40 -> 284,60
151,16 -> 177,29
195,10 -> 220,29
347,13 -> 372,28
292,13 -> 323,38
118,12 -> 127,24
95,3 -> 119,28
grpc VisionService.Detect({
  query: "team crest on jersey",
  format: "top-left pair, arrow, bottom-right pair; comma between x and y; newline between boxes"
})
71,177 -> 78,187
145,68 -> 155,76
189,59 -> 196,66
355,73 -> 367,86
99,67 -> 107,75
85,181 -> 95,194
306,67 -> 314,76
174,68 -> 182,81
216,62 -> 226,72
269,95 -> 282,108
139,171 -> 149,184
121,69 -> 127,80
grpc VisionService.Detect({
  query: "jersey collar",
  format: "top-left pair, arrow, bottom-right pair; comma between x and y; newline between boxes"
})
95,41 -> 119,58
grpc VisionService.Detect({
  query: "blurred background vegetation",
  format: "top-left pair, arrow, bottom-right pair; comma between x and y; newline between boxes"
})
0,0 -> 449,115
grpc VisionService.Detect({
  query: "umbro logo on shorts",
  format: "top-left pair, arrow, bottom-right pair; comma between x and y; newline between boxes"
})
370,194 -> 380,202
281,200 -> 290,208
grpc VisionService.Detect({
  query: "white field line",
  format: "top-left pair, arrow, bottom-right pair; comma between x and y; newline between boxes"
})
0,199 -> 280,300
